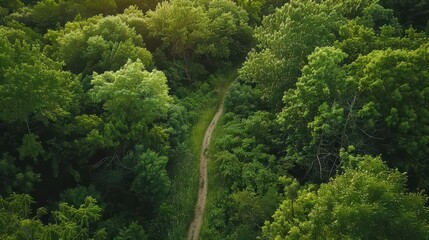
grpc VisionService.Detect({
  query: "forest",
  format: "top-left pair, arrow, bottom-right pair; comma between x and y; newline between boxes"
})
0,0 -> 429,239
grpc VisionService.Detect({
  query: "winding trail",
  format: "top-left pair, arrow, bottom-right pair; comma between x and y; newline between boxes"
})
187,103 -> 224,240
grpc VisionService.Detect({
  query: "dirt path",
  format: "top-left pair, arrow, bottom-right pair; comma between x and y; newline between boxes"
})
187,103 -> 224,240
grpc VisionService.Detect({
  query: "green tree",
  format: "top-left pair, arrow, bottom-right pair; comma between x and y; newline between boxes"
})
0,154 -> 40,195
0,21 -> 43,45
114,222 -> 148,240
198,0 -> 252,62
145,0 -> 212,81
0,194 -> 106,240
0,0 -> 24,20
349,43 -> 429,187
145,0 -> 251,82
278,46 -> 350,181
126,147 -> 171,204
323,0 -> 378,18
8,0 -> 120,32
0,37 -> 79,124
46,14 -> 152,75
262,154 -> 429,239
0,36 -> 81,190
239,0 -> 343,110
89,60 -> 171,147
278,29 -> 429,185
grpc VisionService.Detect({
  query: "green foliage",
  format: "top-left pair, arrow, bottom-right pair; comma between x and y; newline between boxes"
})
0,37 -> 79,123
90,60 -> 171,147
323,0 -> 378,18
114,222 -> 148,240
198,0 -> 253,61
125,146 -> 171,204
240,0 -> 343,110
2,0 -> 429,239
202,97 -> 284,238
0,0 -> 23,21
6,0 -> 133,32
262,154 -> 429,239
278,46 -> 350,180
350,44 -> 429,184
30,0 -> 62,30
145,0 -> 211,58
0,194 -> 106,240
0,33 -> 82,195
0,154 -> 41,195
18,133 -> 44,160
0,21 -> 43,44
279,33 -> 429,185
46,13 -> 152,75
145,0 -> 251,82
60,185 -> 104,208
53,196 -> 102,229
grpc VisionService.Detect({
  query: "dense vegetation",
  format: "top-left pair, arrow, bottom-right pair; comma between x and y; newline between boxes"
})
201,0 -> 429,239
1,0 -> 428,239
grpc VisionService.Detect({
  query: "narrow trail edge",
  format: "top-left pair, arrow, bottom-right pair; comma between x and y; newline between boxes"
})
187,103 -> 224,240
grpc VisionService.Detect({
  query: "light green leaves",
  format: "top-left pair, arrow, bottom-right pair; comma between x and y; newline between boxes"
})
47,14 -> 153,75
0,194 -> 104,240
145,0 -> 251,81
145,0 -> 211,57
262,155 -> 429,239
90,60 -> 171,147
240,0 -> 344,109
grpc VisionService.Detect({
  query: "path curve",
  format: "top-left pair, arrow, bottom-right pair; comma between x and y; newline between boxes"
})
187,103 -> 224,240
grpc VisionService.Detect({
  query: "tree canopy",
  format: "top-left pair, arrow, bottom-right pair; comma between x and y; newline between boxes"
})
262,154 -> 429,239
1,0 -> 429,239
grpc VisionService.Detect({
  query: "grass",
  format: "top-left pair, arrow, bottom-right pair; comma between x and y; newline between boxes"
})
200,110 -> 225,240
165,107 -> 218,240
199,70 -> 237,239
164,70 -> 235,240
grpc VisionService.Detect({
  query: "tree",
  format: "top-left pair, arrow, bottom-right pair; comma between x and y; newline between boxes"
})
278,46 -> 351,181
89,60 -> 171,147
0,36 -> 81,190
0,37 -> 79,124
145,0 -> 212,81
46,14 -> 152,75
8,0 -> 120,32
239,0 -> 343,110
125,146 -> 171,204
278,22 -> 429,185
323,0 -> 379,18
145,0 -> 251,82
0,0 -> 24,20
379,0 -> 429,29
115,0 -> 160,12
198,0 -> 253,63
0,21 -> 43,45
348,43 -> 429,187
0,154 -> 40,195
0,194 -> 106,239
262,154 -> 429,239
114,222 -> 148,240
